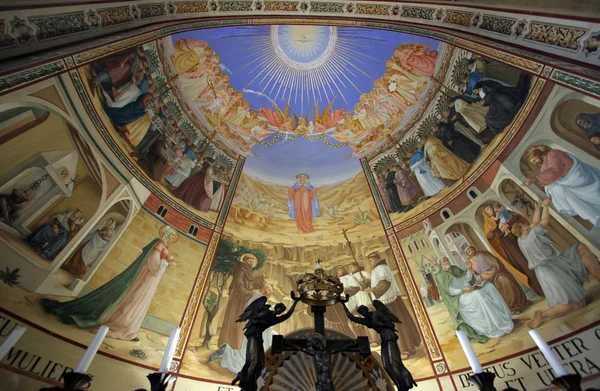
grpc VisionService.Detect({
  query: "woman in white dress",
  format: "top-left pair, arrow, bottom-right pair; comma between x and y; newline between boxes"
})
514,197 -> 600,328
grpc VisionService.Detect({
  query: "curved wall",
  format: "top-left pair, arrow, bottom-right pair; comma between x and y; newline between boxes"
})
0,10 -> 599,391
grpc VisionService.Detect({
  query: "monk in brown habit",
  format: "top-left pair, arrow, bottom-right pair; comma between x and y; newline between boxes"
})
466,246 -> 530,314
367,250 -> 421,359
217,253 -> 265,350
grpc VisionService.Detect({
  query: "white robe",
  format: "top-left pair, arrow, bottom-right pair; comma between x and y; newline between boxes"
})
544,155 -> 600,227
210,183 -> 225,212
370,264 -> 401,305
410,157 -> 445,197
103,84 -> 142,108
448,270 -> 514,338
340,273 -> 370,313
81,232 -> 110,267
351,271 -> 372,308
517,225 -> 588,307
165,158 -> 194,188
220,294 -> 278,373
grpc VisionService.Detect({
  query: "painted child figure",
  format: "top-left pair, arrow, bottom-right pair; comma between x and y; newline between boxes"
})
490,202 -> 512,236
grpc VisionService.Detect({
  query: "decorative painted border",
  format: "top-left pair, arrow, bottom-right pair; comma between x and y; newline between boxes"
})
1,1 -> 596,72
551,69 -> 600,96
387,232 -> 442,359
361,158 -> 392,229
452,37 -> 544,74
217,156 -> 245,227
73,32 -> 158,65
0,60 -> 65,93
176,230 -> 221,357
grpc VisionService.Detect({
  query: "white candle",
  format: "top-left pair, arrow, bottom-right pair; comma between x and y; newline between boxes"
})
159,327 -> 180,373
75,326 -> 109,373
529,330 -> 567,377
0,325 -> 27,360
456,330 -> 483,374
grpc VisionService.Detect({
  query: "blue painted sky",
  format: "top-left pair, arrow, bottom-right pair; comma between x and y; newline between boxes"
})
173,25 -> 439,185
173,25 -> 438,119
243,138 -> 362,186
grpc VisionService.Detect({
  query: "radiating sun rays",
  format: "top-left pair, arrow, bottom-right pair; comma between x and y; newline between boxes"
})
233,25 -> 378,114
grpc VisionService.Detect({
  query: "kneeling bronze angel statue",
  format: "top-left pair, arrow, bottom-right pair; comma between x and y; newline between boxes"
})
232,291 -> 301,391
341,298 -> 417,391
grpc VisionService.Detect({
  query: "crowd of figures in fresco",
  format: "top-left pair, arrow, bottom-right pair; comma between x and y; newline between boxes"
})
170,38 -> 439,155
86,44 -> 233,214
374,56 -> 530,214
202,244 -> 421,377
432,198 -> 599,344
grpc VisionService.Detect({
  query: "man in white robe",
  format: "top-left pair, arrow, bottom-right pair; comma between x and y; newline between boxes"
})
210,284 -> 278,373
438,257 -> 514,339
514,197 -> 600,328
368,251 -> 421,358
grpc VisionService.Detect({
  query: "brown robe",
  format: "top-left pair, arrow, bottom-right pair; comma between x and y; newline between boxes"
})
371,260 -> 421,354
62,240 -> 90,276
470,251 -> 530,312
426,283 -> 440,302
324,302 -> 357,338
217,262 -> 264,350
483,211 -> 545,296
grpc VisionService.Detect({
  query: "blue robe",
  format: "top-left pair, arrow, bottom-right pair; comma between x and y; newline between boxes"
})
466,72 -> 483,95
102,93 -> 148,127
26,222 -> 69,260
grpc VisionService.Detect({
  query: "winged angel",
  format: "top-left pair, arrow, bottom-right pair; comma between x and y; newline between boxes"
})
342,299 -> 417,391
259,98 -> 344,134
232,292 -> 301,391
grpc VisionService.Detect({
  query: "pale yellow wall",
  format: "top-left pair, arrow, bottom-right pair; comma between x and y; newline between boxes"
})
89,209 -> 207,324
29,176 -> 102,229
0,113 -> 89,181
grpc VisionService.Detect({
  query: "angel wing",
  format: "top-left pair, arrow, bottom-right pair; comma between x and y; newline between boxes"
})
283,101 -> 299,128
236,296 -> 268,323
272,101 -> 286,125
373,300 -> 401,325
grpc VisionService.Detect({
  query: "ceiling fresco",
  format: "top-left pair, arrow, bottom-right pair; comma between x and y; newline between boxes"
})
169,25 -> 442,163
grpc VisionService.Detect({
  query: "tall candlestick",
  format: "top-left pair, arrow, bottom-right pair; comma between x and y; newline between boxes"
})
0,325 -> 26,360
529,330 -> 567,377
456,330 -> 483,374
75,326 -> 109,373
159,327 -> 180,373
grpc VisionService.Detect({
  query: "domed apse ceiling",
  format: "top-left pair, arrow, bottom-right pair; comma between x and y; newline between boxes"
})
170,25 -> 442,186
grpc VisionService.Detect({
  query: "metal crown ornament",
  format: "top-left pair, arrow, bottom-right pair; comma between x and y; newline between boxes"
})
296,259 -> 344,306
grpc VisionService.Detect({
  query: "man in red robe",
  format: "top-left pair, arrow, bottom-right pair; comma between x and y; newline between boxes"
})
288,174 -> 320,233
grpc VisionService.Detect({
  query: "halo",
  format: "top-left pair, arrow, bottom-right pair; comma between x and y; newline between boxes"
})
240,253 -> 258,266
159,225 -> 179,243
295,173 -> 310,179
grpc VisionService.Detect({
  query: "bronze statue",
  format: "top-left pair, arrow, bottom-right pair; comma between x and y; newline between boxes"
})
289,333 -> 345,391
232,292 -> 300,391
342,300 -> 417,391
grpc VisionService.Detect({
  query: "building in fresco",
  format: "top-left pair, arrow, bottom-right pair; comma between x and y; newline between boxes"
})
0,2 -> 599,390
